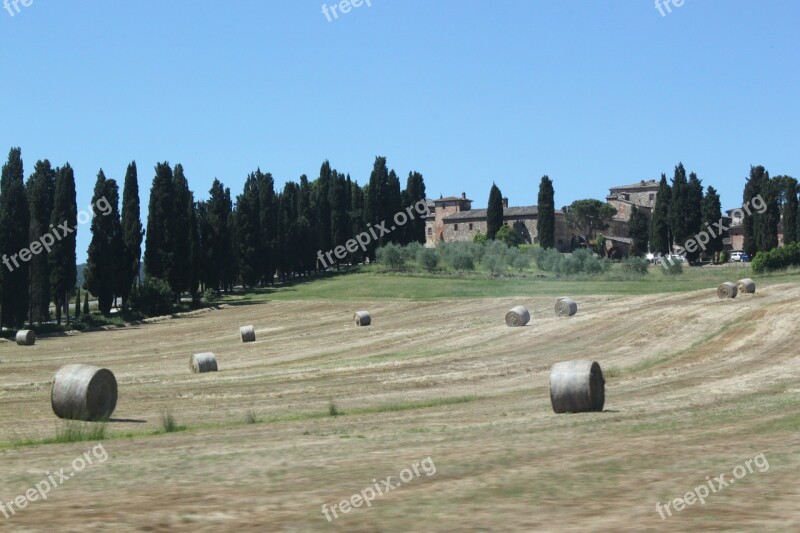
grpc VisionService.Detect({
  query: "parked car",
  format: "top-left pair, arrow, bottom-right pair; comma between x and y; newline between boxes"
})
730,251 -> 750,262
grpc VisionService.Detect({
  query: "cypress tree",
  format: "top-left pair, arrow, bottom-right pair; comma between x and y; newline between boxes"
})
144,162 -> 175,283
74,288 -> 81,320
49,163 -> 78,325
203,179 -> 233,291
742,166 -> 774,255
486,183 -> 504,240
702,186 -> 724,261
188,198 -> 200,296
537,176 -> 555,249
759,176 -> 780,252
386,170 -> 402,244
89,175 -> 122,315
402,171 -> 427,244
26,159 -> 56,324
171,164 -> 193,297
120,162 -> 143,311
277,182 -> 299,278
297,175 -> 314,273
783,177 -> 798,245
83,290 -> 89,315
316,161 -> 333,256
628,205 -> 650,256
669,163 -> 690,252
685,172 -> 704,262
650,174 -> 671,254
257,170 -> 276,285
365,157 -> 389,258
235,173 -> 261,287
330,171 -> 349,265
0,148 -> 30,328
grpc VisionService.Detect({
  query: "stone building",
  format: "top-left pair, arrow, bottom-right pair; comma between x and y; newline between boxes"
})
606,179 -> 659,221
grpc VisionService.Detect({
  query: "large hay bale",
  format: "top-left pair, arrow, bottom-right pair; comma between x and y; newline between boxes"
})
505,305 -> 530,327
555,297 -> 578,317
51,364 -> 117,421
190,352 -> 218,373
717,282 -> 738,299
736,278 -> 756,294
240,325 -> 256,343
549,360 -> 605,414
15,330 -> 35,346
354,311 -> 371,326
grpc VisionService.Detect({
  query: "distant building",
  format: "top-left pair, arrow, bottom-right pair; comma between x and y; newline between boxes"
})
606,179 -> 659,221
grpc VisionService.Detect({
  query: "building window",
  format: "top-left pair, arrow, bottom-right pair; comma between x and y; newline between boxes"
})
427,227 -> 432,236
454,224 -> 459,231
469,223 -> 473,230
649,193 -> 655,201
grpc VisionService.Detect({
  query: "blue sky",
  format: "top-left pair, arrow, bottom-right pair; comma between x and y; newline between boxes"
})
1,0 -> 798,261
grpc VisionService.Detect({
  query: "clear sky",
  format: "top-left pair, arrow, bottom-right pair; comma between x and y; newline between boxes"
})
1,0 -> 798,261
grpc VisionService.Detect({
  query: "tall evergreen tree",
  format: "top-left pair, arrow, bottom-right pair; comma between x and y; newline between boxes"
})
316,161 -> 334,257
742,166 -> 777,255
171,164 -> 193,297
74,288 -> 81,320
257,170 -> 276,284
144,162 -> 175,283
402,171 -> 427,244
276,182 -> 299,278
84,171 -> 120,315
781,177 -> 798,245
669,163 -> 690,252
0,148 -> 30,328
49,164 -> 78,324
235,173 -> 261,287
120,162 -> 143,311
759,176 -> 780,252
486,183 -> 504,240
386,170 -> 402,244
628,205 -> 650,256
685,172 -> 704,262
188,198 -> 201,296
296,175 -> 315,274
365,157 -> 390,258
26,159 -> 56,324
701,186 -> 724,261
650,174 -> 671,254
537,176 -> 555,249
329,171 -> 350,266
202,179 -> 233,291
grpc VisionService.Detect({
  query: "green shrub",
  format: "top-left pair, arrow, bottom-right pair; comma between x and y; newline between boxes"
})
482,252 -> 507,275
402,242 -> 423,261
130,278 -> 174,317
416,247 -> 439,272
376,243 -> 406,271
201,288 -> 218,304
621,257 -> 649,275
473,231 -> 488,244
495,225 -> 519,247
661,261 -> 683,276
509,249 -> 531,271
752,243 -> 800,274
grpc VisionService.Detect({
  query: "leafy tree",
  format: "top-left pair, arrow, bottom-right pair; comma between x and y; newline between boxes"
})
26,159 -> 56,324
496,225 -> 519,247
120,162 -> 143,310
536,176 -> 555,248
565,199 -> 617,240
627,205 -> 650,256
473,231 -> 487,244
0,148 -> 30,328
486,183 -> 504,240
49,163 -> 78,324
144,163 -> 175,283
702,186 -> 724,261
650,174 -> 672,254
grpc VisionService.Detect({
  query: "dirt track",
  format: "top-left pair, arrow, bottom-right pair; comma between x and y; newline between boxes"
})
1,283 -> 798,532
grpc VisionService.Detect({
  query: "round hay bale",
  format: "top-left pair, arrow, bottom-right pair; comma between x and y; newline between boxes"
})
549,360 -> 605,414
736,278 -> 756,294
555,297 -> 578,317
51,364 -> 117,421
190,352 -> 218,373
717,282 -> 738,299
15,330 -> 35,346
240,325 -> 256,343
354,311 -> 371,326
505,305 -> 530,327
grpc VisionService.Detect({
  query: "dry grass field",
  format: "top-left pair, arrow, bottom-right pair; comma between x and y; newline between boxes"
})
1,275 -> 798,532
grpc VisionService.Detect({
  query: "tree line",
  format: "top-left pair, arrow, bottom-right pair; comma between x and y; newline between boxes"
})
0,148 -> 426,325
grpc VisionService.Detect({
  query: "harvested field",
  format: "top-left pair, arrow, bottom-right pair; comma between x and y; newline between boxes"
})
1,281 -> 798,532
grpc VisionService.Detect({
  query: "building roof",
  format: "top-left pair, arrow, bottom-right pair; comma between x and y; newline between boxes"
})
435,196 -> 472,203
609,179 -> 659,191
443,205 -> 538,221
601,235 -> 634,244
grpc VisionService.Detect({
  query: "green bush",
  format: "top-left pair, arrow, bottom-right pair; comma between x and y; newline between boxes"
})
509,249 -> 531,271
416,247 -> 439,272
130,278 -> 174,317
473,231 -> 488,244
439,242 -> 478,271
752,243 -> 800,274
621,257 -> 649,275
661,261 -> 683,276
201,288 -> 218,304
495,225 -> 519,247
376,243 -> 406,271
